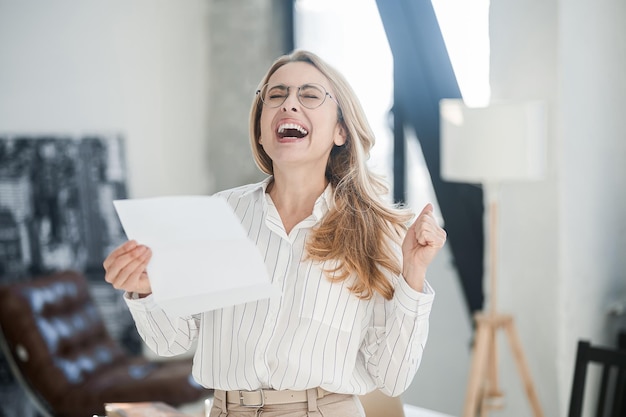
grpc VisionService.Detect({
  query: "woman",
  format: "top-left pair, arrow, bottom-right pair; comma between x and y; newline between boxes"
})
103,50 -> 446,417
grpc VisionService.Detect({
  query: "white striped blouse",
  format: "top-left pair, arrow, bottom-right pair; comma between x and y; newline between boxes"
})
124,178 -> 434,397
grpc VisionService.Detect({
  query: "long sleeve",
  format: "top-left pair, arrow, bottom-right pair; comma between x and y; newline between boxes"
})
124,292 -> 200,357
361,277 -> 434,396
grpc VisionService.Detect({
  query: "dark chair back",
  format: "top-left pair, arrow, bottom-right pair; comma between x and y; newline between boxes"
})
568,340 -> 626,417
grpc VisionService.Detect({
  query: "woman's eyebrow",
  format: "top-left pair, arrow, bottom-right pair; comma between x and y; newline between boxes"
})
268,83 -> 322,89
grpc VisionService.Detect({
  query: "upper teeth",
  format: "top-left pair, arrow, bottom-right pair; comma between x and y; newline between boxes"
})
278,123 -> 308,135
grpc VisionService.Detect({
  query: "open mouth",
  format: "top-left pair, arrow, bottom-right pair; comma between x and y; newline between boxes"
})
277,123 -> 308,139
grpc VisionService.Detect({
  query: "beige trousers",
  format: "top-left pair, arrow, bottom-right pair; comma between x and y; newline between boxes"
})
209,389 -> 365,417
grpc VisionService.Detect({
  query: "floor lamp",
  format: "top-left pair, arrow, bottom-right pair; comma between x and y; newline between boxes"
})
440,99 -> 547,417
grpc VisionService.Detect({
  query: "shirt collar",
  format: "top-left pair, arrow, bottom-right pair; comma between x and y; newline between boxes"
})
312,182 -> 334,221
241,176 -> 334,221
240,177 -> 272,197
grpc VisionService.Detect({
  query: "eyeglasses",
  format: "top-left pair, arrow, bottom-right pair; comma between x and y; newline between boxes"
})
256,83 -> 339,109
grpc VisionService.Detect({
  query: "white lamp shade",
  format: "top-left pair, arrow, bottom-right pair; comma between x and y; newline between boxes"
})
440,99 -> 547,183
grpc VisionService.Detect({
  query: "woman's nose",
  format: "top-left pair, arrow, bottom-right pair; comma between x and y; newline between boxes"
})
281,90 -> 299,111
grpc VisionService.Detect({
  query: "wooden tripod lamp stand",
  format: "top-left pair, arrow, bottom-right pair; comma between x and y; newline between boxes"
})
440,99 -> 547,417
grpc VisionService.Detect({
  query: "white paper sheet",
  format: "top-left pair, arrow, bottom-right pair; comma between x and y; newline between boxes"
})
113,196 -> 281,316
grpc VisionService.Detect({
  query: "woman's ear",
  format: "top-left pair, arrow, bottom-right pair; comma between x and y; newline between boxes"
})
334,123 -> 347,147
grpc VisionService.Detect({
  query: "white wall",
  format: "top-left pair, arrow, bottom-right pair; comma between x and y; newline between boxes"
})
490,0 -> 626,416
0,0 -> 211,198
558,0 -> 626,411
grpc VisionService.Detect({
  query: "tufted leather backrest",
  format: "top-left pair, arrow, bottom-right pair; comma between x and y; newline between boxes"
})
0,270 -> 210,417
0,270 -> 126,412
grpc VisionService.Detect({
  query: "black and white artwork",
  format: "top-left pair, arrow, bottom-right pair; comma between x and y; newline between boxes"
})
0,135 -> 140,417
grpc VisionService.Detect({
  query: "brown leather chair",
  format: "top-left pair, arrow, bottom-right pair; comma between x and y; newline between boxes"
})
0,270 -> 211,417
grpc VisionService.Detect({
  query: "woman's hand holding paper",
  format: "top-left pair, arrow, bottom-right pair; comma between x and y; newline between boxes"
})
103,240 -> 153,296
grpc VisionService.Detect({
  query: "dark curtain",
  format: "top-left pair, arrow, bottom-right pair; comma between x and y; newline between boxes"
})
376,0 -> 485,317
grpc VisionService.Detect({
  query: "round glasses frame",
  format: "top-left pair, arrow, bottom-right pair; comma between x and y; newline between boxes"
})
256,83 -> 339,109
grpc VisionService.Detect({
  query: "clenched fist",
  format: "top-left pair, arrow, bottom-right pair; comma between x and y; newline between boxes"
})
402,203 -> 447,292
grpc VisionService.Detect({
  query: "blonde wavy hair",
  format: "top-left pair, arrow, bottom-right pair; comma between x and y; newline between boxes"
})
249,50 -> 413,300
